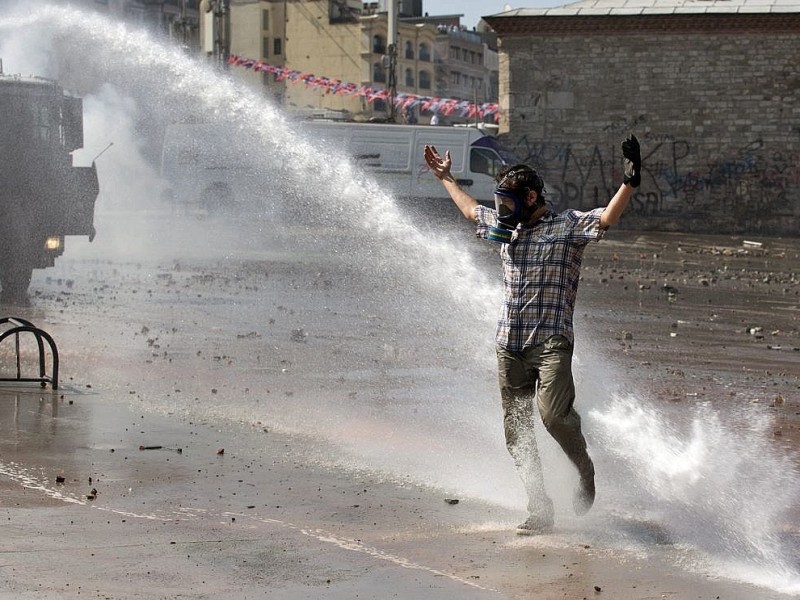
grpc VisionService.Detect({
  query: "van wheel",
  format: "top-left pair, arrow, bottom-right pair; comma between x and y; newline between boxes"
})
201,183 -> 234,214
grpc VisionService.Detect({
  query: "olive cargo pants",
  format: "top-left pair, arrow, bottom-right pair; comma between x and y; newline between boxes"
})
497,335 -> 594,518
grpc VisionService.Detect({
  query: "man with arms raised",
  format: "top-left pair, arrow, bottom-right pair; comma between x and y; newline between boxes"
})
423,136 -> 641,534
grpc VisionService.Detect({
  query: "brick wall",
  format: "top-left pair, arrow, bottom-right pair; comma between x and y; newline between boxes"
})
493,18 -> 800,235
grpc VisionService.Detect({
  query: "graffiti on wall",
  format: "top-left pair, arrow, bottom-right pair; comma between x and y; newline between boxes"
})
509,129 -> 800,227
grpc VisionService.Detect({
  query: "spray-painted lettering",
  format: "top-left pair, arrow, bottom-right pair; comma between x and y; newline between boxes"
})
507,130 -> 800,232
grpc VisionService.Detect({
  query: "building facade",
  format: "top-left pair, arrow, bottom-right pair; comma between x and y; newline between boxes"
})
485,0 -> 800,234
222,0 -> 288,103
74,0 -> 201,49
209,1 -> 496,123
400,12 -> 500,123
357,9 -> 438,120
434,27 -> 494,113
217,0 -> 438,121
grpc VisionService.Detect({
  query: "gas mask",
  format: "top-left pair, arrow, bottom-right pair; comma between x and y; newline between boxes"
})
487,188 -> 535,244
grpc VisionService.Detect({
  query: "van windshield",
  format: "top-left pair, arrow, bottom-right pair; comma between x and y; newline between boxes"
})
471,135 -> 521,167
470,147 -> 504,177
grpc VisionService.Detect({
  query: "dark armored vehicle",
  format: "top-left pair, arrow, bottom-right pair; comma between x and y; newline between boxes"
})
0,71 -> 99,302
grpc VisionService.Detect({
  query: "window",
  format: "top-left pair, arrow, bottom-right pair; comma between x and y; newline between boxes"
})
273,38 -> 282,55
419,43 -> 430,62
330,0 -> 361,24
373,62 -> 386,83
32,103 -> 54,142
262,37 -> 269,58
373,35 -> 385,54
405,68 -> 414,87
262,9 -> 269,31
470,148 -> 504,178
419,70 -> 431,90
404,40 -> 414,60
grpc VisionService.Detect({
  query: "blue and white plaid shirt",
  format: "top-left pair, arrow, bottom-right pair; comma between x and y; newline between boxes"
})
475,205 -> 605,350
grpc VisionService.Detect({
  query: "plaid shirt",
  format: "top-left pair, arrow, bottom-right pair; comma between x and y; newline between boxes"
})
475,205 -> 605,350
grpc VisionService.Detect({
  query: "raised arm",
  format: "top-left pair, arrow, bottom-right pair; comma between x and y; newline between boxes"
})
423,144 -> 480,221
600,134 -> 641,228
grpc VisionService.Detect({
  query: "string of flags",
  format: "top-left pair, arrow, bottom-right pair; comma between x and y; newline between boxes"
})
227,54 -> 500,122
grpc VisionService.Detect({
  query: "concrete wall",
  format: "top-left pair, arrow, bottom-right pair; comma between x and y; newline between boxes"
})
494,18 -> 800,235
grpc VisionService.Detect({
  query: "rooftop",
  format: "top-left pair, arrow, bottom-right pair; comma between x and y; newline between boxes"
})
486,0 -> 800,18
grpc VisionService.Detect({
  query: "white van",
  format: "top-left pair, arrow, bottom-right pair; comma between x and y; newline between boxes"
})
299,121 -> 519,203
160,121 -> 518,212
159,121 -> 267,213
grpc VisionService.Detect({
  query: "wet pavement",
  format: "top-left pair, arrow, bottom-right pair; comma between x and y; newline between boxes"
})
578,230 -> 800,445
0,208 -> 798,599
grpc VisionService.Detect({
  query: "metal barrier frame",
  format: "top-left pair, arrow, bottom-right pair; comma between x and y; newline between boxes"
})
0,317 -> 59,389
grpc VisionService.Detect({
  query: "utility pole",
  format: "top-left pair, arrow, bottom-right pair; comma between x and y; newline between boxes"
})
386,0 -> 397,122
205,0 -> 231,68
171,0 -> 192,51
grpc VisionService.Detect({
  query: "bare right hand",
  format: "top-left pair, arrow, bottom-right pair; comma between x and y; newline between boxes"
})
423,145 -> 452,181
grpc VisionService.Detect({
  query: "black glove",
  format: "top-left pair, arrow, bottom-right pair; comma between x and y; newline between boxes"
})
622,134 -> 641,188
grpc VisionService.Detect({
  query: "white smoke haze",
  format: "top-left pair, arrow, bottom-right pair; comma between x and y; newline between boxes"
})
77,84 -> 164,209
0,5 -> 53,76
